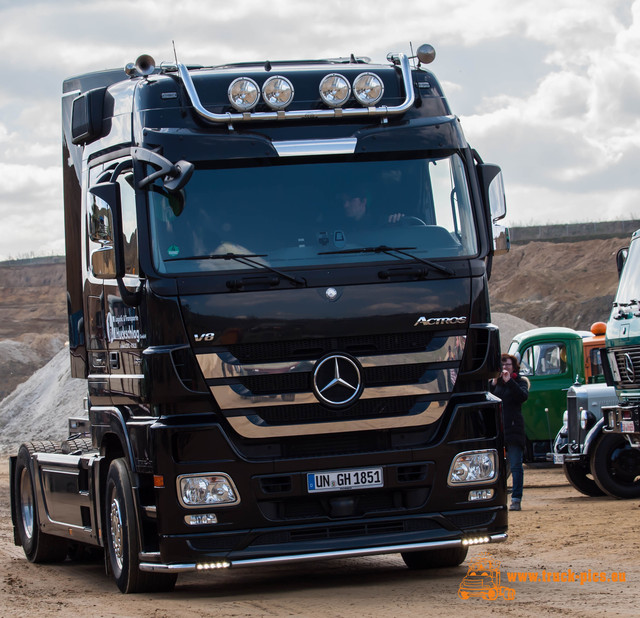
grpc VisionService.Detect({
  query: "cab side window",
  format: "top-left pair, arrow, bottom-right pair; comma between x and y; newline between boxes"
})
117,171 -> 139,276
520,343 -> 568,376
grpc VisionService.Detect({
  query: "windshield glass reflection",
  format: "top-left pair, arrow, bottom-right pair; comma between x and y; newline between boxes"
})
148,153 -> 478,274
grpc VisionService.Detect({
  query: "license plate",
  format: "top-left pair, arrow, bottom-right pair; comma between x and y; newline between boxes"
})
307,467 -> 383,493
553,453 -> 564,464
621,421 -> 636,433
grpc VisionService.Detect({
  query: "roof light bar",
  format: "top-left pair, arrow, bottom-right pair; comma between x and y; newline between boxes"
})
176,52 -> 415,124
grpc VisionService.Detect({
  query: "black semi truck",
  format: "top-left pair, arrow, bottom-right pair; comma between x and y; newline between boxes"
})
10,44 -> 510,593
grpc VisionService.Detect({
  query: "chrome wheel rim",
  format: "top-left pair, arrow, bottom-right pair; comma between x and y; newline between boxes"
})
109,491 -> 124,571
19,467 -> 34,540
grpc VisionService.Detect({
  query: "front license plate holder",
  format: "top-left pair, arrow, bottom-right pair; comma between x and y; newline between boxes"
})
307,467 -> 384,493
621,420 -> 635,433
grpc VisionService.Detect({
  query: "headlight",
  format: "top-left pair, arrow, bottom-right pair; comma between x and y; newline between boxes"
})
262,76 -> 294,110
562,410 -> 568,426
178,474 -> 239,507
228,77 -> 260,111
448,450 -> 497,486
319,73 -> 351,107
353,72 -> 384,106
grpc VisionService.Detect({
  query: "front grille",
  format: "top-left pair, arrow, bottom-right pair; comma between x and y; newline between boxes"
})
447,511 -> 495,529
226,332 -> 441,363
250,517 -> 442,547
566,393 -> 580,444
236,363 -> 453,395
613,346 -> 640,388
254,395 -> 423,425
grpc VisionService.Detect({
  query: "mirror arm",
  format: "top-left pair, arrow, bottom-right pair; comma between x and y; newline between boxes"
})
117,277 -> 143,307
133,147 -> 194,191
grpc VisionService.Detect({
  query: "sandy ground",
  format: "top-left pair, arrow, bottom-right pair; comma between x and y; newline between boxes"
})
1,465 -> 638,617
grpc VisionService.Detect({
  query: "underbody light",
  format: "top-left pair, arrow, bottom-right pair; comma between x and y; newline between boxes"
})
462,536 -> 491,546
196,561 -> 231,570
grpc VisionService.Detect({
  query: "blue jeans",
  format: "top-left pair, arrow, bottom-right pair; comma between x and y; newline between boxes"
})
507,444 -> 524,501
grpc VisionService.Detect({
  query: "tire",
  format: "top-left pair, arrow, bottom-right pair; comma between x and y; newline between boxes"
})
105,458 -> 178,593
563,461 -> 605,497
401,545 -> 468,570
61,437 -> 94,454
13,443 -> 69,563
590,434 -> 640,499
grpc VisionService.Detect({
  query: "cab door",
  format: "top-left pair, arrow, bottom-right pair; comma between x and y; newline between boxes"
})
519,338 -> 580,456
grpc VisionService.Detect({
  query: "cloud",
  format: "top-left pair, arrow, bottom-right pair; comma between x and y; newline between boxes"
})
0,0 -> 639,260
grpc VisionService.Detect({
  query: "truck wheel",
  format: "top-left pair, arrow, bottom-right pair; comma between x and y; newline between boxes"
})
563,461 -> 605,497
13,443 -> 69,563
401,545 -> 468,569
105,458 -> 178,593
590,434 -> 640,499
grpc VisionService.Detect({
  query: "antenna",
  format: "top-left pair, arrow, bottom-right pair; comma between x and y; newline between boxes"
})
172,40 -> 179,65
409,41 -> 415,68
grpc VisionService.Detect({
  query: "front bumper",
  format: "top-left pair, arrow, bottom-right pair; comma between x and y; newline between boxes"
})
140,532 -> 508,573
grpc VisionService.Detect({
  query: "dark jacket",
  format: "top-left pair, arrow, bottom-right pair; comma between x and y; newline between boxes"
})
490,374 -> 529,448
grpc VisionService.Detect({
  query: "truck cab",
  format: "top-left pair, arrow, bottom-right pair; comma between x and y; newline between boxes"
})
11,46 -> 510,593
508,327 -> 586,460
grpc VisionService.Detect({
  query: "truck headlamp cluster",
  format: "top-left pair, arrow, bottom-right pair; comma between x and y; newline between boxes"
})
228,77 -> 260,111
319,73 -> 352,107
177,473 -> 239,507
353,72 -> 384,105
448,450 -> 497,486
225,71 -> 386,111
262,76 -> 294,110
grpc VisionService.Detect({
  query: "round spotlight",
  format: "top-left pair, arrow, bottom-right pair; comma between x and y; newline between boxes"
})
228,77 -> 260,111
353,72 -> 384,106
319,73 -> 351,108
262,76 -> 294,110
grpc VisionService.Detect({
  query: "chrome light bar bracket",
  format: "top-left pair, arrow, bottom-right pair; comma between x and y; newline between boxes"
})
175,54 -> 415,124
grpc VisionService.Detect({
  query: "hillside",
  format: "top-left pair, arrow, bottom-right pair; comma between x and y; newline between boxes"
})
488,236 -> 623,330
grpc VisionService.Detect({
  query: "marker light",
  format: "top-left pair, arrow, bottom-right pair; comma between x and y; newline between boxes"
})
468,488 -> 494,501
262,76 -> 294,110
448,450 -> 497,486
462,536 -> 491,546
178,474 -> 239,507
185,513 -> 218,526
228,77 -> 260,111
319,73 -> 351,107
353,72 -> 384,106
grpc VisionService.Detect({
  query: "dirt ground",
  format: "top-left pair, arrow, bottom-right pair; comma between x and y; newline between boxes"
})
1,465 -> 638,617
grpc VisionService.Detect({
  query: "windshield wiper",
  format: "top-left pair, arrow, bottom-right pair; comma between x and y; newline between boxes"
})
165,252 -> 306,286
318,245 -> 455,276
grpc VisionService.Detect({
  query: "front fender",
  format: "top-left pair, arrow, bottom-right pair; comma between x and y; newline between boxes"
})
583,418 -> 606,455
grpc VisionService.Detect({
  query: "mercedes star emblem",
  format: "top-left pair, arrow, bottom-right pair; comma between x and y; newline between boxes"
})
624,353 -> 636,383
312,354 -> 362,407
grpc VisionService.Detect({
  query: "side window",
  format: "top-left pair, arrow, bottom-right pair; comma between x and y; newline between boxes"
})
520,343 -> 568,376
117,171 -> 139,276
590,347 -> 604,378
520,347 -> 534,376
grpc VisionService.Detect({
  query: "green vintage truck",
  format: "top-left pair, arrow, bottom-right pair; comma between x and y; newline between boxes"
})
507,323 -> 606,461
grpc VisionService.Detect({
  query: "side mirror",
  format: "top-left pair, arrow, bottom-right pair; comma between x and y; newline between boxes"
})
88,182 -> 125,279
91,246 -> 117,279
478,164 -> 509,255
71,87 -> 106,145
616,247 -> 628,278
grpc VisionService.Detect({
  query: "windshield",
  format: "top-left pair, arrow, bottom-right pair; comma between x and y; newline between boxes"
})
615,238 -> 640,305
147,153 -> 478,274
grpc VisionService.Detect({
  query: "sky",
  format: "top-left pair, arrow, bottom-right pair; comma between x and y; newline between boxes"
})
1,0 -> 639,260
